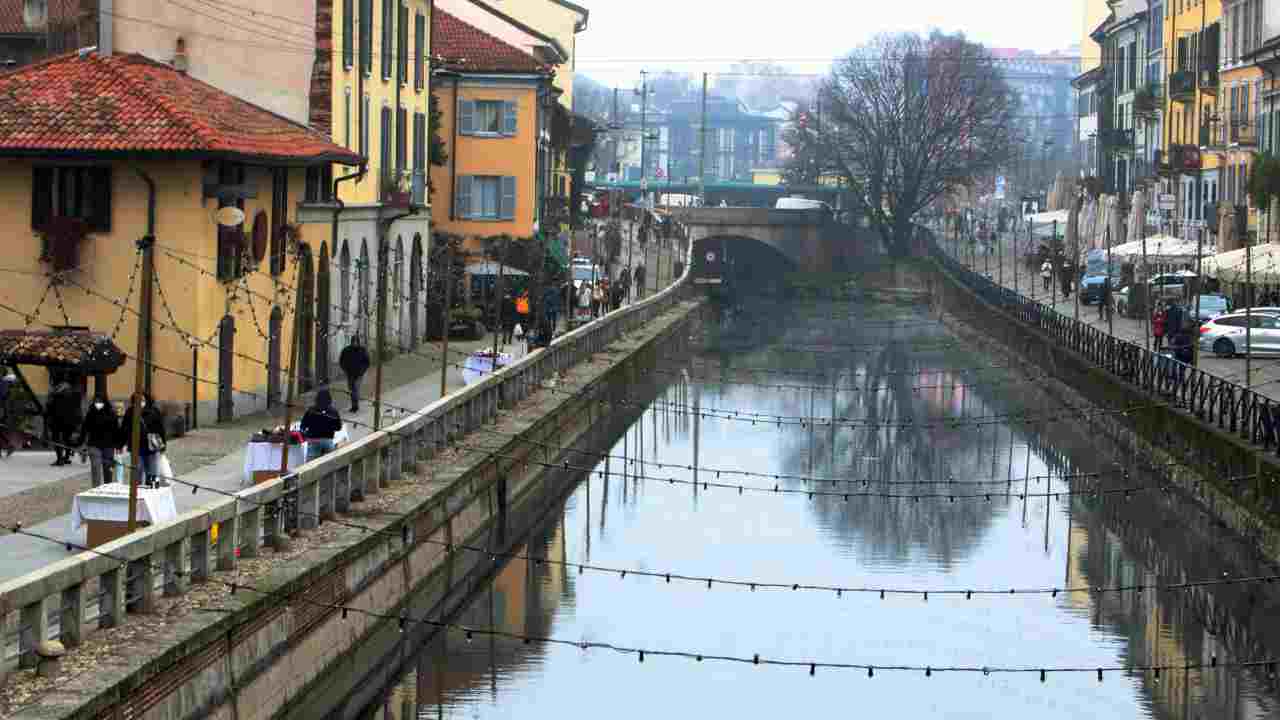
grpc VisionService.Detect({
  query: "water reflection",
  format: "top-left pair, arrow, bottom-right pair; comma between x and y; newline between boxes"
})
356,300 -> 1280,720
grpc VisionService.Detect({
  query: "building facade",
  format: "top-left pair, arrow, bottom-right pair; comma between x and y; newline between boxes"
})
0,52 -> 361,422
1162,0 -> 1221,232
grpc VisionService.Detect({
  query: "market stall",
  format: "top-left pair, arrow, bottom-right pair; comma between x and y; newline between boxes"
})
1106,235 -> 1203,271
72,481 -> 178,547
462,351 -> 513,385
243,430 -> 306,485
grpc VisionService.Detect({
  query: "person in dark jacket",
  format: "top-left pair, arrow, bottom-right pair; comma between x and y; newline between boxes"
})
542,285 -> 561,333
78,393 -> 119,486
338,336 -> 372,413
118,393 -> 166,484
46,381 -> 82,466
500,293 -> 518,346
300,389 -> 342,462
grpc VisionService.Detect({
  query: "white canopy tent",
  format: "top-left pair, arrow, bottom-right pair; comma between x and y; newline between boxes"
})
1106,235 -> 1203,264
1203,245 -> 1280,284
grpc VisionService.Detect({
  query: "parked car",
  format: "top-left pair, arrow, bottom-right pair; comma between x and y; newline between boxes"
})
1187,294 -> 1231,322
1197,310 -> 1280,357
1148,273 -> 1190,300
1080,275 -> 1110,305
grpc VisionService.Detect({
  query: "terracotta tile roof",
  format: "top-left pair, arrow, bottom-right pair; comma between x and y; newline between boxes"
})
432,9 -> 548,74
0,0 -> 78,35
0,51 -> 364,164
0,329 -> 125,373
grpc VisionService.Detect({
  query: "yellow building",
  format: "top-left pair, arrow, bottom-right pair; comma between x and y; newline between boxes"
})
1082,0 -> 1115,73
430,9 -> 560,257
1213,0 -> 1265,250
299,0 -> 435,365
1162,0 -> 1221,233
0,52 -> 362,424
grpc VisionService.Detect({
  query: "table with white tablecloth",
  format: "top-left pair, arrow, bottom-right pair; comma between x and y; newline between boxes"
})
243,442 -> 307,485
72,482 -> 179,547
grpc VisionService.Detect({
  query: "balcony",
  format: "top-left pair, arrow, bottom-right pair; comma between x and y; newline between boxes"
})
1230,117 -> 1257,146
1168,70 -> 1196,102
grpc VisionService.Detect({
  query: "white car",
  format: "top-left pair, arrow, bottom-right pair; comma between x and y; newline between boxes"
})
1197,310 -> 1280,357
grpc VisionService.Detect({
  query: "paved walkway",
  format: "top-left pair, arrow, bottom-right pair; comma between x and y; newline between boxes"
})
950,229 -> 1280,399
0,334 -> 503,583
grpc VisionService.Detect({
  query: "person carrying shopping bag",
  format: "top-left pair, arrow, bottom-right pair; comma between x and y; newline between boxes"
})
118,393 -> 168,486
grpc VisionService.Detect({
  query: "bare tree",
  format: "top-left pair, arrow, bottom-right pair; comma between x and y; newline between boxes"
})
786,32 -> 1021,257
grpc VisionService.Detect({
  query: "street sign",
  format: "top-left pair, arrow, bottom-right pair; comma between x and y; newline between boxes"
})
1158,193 -> 1176,210
994,176 -> 1006,200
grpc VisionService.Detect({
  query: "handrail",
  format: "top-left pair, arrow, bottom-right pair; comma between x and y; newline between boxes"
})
0,218 -> 695,679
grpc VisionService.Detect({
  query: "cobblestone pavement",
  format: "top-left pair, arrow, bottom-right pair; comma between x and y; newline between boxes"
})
948,230 -> 1280,400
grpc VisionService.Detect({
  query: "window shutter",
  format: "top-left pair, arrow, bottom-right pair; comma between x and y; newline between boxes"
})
359,0 -> 372,72
414,13 -> 424,90
500,176 -> 516,220
459,99 -> 475,135
90,167 -> 111,232
381,0 -> 392,79
343,0 -> 354,68
502,101 -> 518,136
398,3 -> 408,83
31,167 -> 52,230
456,176 -> 472,219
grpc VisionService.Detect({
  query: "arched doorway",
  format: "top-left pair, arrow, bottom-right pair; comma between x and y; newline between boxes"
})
298,244 -> 315,392
267,306 -> 283,408
394,236 -> 404,350
409,233 -> 423,348
217,315 -> 236,422
317,242 -> 332,387
358,239 -> 371,344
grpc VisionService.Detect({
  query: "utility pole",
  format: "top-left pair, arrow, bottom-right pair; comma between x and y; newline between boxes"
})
611,87 -> 620,183
639,70 -> 648,201
373,235 -> 388,430
439,244 -> 452,398
127,234 -> 155,531
279,252 -> 305,479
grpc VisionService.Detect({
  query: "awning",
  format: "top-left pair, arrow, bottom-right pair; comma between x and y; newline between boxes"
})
1024,210 -> 1070,226
1107,235 -> 1204,263
1203,245 -> 1280,283
0,330 -> 126,373
465,262 -> 530,277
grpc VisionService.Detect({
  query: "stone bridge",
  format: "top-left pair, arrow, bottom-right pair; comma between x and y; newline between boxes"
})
676,207 -> 878,279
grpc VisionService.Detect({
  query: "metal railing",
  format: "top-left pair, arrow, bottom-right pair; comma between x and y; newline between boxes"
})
929,230 -> 1280,453
0,237 -> 696,681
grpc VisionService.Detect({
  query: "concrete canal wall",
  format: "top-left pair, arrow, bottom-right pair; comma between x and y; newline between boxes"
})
3,266 -> 702,720
930,255 -> 1280,565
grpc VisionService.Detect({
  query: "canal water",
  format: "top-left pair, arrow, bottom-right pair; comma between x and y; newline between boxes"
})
358,298 -> 1280,720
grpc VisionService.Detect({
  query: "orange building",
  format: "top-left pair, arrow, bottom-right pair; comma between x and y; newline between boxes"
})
430,9 -> 562,257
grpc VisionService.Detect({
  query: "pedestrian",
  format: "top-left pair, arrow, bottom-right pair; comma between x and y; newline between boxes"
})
118,393 -> 166,485
542,285 -> 561,332
0,368 -> 17,457
1097,278 -> 1111,320
1152,303 -> 1166,351
77,392 -> 119,486
1041,259 -> 1052,292
45,380 -> 81,466
500,292 -> 517,346
300,389 -> 342,462
339,336 -> 371,413
592,281 -> 606,317
611,279 -> 625,311
577,281 -> 593,318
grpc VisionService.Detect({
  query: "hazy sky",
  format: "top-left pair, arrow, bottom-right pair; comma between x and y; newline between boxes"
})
575,0 -> 1086,85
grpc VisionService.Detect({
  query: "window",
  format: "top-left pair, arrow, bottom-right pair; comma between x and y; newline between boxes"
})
381,0 -> 393,80
305,165 -> 333,203
398,3 -> 408,84
413,111 -> 425,170
359,0 -> 372,74
455,176 -> 516,220
344,87 -> 352,150
414,12 -> 425,90
458,99 -> 517,135
30,166 -> 111,232
1150,4 -> 1163,50
214,163 -> 246,282
1128,42 -> 1137,91
396,107 -> 407,172
361,95 -> 370,157
342,0 -> 354,68
380,106 -> 392,181
271,168 -> 289,275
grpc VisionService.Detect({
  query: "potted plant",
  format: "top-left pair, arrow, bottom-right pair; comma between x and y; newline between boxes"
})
37,217 -> 90,272
382,173 -> 411,208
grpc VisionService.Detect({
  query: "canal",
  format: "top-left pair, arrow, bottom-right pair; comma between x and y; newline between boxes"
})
355,298 -> 1280,719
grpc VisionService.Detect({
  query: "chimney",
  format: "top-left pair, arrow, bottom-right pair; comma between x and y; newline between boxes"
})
172,36 -> 188,73
22,0 -> 47,30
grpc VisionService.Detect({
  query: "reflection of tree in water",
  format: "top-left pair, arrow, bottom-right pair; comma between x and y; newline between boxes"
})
704,300 -> 1065,570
